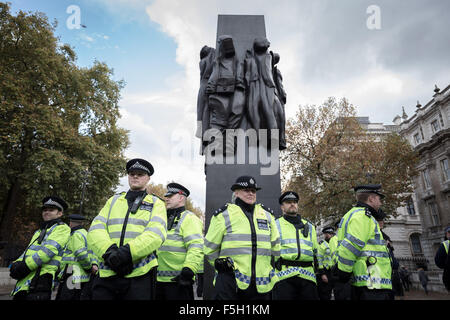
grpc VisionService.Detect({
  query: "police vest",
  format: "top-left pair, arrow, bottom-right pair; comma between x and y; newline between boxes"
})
87,192 -> 167,278
318,236 -> 338,271
275,216 -> 318,284
59,228 -> 93,284
157,210 -> 204,282
11,221 -> 70,296
204,203 -> 281,293
444,240 -> 449,254
336,206 -> 392,290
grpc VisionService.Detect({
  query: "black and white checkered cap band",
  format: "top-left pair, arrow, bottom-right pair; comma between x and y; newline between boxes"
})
166,187 -> 187,196
43,199 -> 63,211
356,188 -> 380,193
129,161 -> 150,174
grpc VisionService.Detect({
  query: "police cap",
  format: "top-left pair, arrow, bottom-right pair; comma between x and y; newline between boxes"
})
322,226 -> 335,234
41,196 -> 68,212
231,176 -> 261,191
68,214 -> 87,221
126,158 -> 154,176
354,184 -> 385,199
279,191 -> 299,204
165,182 -> 190,197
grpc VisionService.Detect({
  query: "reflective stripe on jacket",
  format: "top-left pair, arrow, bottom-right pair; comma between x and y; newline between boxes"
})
336,206 -> 392,290
87,193 -> 167,278
275,216 -> 319,284
157,210 -> 204,282
12,222 -> 70,295
204,203 -> 280,293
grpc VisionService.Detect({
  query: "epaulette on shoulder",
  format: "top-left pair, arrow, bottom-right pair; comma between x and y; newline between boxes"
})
364,207 -> 372,217
319,239 -> 324,244
213,204 -> 228,216
259,203 -> 274,215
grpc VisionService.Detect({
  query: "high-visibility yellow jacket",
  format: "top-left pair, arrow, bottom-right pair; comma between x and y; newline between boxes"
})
11,220 -> 70,296
275,216 -> 319,284
157,208 -> 204,282
336,206 -> 392,290
59,227 -> 94,284
87,192 -> 167,278
204,203 -> 280,293
317,236 -> 338,271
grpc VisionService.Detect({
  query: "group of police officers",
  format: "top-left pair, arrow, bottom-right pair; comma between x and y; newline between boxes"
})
8,158 -> 450,300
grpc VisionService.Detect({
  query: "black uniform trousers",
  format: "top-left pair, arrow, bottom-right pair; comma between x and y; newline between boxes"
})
317,270 -> 334,300
55,274 -> 92,300
214,271 -> 271,300
272,276 -> 319,300
91,268 -> 156,300
12,274 -> 53,301
155,281 -> 194,300
351,286 -> 391,300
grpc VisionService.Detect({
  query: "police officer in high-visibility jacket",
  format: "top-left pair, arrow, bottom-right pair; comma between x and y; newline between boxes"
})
204,176 -> 280,300
317,226 -> 338,300
10,196 -> 71,300
272,191 -> 319,300
434,226 -> 450,291
87,158 -> 167,300
156,182 -> 204,300
56,214 -> 97,300
335,184 -> 392,300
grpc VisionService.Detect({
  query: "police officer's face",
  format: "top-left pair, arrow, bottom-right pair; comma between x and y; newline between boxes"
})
42,207 -> 62,221
235,188 -> 257,205
128,170 -> 150,190
281,200 -> 298,215
369,194 -> 382,211
165,193 -> 185,209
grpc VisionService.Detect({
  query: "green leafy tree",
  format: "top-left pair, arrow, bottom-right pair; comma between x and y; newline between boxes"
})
0,3 -> 129,258
281,97 -> 419,224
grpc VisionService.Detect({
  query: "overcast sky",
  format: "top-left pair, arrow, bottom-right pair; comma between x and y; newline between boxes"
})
11,0 -> 450,211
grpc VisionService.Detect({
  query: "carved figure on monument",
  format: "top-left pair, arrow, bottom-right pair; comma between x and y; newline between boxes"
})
244,37 -> 279,134
196,46 -> 216,153
205,35 -> 245,132
271,51 -> 286,150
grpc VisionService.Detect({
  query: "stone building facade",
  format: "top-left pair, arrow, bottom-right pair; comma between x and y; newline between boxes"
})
395,84 -> 450,292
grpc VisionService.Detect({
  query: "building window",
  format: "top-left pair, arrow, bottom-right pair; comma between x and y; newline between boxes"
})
428,202 -> 440,226
406,198 -> 416,215
440,158 -> 450,182
410,233 -> 422,255
438,112 -> 444,127
422,169 -> 431,189
414,133 -> 421,144
431,119 -> 440,134
420,126 -> 425,140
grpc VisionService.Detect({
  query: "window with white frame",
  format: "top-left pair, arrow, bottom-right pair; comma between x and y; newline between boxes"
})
410,233 -> 422,255
431,119 -> 440,134
413,133 -> 421,144
428,202 -> 440,226
422,169 -> 431,189
440,158 -> 450,182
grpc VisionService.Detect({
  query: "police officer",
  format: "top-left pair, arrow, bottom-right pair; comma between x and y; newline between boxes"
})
156,182 -> 204,300
10,196 -> 71,300
204,176 -> 280,300
434,226 -> 450,291
317,226 -> 338,300
56,214 -> 97,300
87,158 -> 167,300
272,191 -> 319,300
335,184 -> 392,300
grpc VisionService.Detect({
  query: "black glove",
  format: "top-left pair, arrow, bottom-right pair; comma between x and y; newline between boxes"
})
10,261 -> 32,280
274,258 -> 282,271
214,257 -> 234,273
196,273 -> 204,297
102,244 -> 133,276
172,267 -> 195,286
